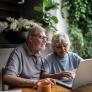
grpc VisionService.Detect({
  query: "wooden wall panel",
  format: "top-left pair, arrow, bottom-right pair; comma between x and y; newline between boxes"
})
0,0 -> 17,20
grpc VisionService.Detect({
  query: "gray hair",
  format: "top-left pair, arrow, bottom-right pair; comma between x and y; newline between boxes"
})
27,22 -> 46,38
52,33 -> 71,50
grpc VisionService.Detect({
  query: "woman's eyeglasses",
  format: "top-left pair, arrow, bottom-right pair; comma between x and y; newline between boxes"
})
54,43 -> 68,48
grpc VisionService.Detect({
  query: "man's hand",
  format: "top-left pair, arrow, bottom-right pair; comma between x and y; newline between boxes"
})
33,78 -> 55,88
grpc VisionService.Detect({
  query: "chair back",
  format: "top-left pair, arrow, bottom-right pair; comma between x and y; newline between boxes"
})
2,67 -> 9,91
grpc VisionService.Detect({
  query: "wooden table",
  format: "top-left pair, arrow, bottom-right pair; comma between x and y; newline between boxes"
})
22,83 -> 92,92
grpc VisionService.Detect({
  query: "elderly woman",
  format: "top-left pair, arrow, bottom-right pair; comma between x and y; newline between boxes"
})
41,33 -> 83,82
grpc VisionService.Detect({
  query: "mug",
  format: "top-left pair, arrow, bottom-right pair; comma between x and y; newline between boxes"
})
37,82 -> 51,92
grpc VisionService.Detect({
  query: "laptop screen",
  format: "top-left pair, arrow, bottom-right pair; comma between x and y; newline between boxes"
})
72,58 -> 92,89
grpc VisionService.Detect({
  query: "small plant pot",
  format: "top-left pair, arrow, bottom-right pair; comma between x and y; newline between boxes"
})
3,31 -> 28,44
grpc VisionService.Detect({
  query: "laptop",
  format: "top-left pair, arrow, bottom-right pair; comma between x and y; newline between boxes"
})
56,58 -> 92,89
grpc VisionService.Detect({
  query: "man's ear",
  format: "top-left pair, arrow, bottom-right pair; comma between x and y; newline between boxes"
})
29,35 -> 32,41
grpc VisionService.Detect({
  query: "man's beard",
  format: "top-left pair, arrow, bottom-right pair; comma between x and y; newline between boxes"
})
40,45 -> 46,50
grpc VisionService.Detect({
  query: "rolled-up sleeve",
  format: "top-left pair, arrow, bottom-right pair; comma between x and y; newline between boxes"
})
5,49 -> 22,76
41,58 -> 50,73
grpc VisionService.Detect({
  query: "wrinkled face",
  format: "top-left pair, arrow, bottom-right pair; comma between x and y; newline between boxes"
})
53,41 -> 68,58
29,29 -> 47,51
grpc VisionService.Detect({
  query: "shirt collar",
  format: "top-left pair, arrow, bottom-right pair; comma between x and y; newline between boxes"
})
24,43 -> 41,57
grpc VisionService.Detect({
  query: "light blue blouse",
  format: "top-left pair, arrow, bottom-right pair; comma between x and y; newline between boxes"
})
42,52 -> 83,74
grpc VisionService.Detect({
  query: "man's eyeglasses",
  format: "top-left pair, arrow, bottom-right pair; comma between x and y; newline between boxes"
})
32,34 -> 48,41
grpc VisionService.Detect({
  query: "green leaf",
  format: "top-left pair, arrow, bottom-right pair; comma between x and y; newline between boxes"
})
34,5 -> 43,13
50,16 -> 58,24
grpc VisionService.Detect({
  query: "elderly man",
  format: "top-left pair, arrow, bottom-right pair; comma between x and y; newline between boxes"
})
41,33 -> 83,82
3,22 -> 54,88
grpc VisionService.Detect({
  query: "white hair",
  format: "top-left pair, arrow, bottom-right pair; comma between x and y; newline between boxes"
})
52,33 -> 71,51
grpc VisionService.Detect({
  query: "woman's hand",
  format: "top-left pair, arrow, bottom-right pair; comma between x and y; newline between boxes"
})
55,71 -> 73,79
66,69 -> 77,78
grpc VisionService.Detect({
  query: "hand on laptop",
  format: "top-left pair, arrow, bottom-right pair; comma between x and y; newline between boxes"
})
66,69 -> 77,78
60,69 -> 76,79
56,71 -> 73,79
60,70 -> 76,82
55,72 -> 73,82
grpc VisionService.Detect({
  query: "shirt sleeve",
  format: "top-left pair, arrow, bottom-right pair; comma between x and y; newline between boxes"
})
41,58 -> 50,73
72,52 -> 83,68
4,48 -> 22,76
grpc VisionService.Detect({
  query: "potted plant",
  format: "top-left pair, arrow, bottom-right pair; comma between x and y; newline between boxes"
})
0,0 -> 59,44
0,17 -> 35,44
34,0 -> 59,30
